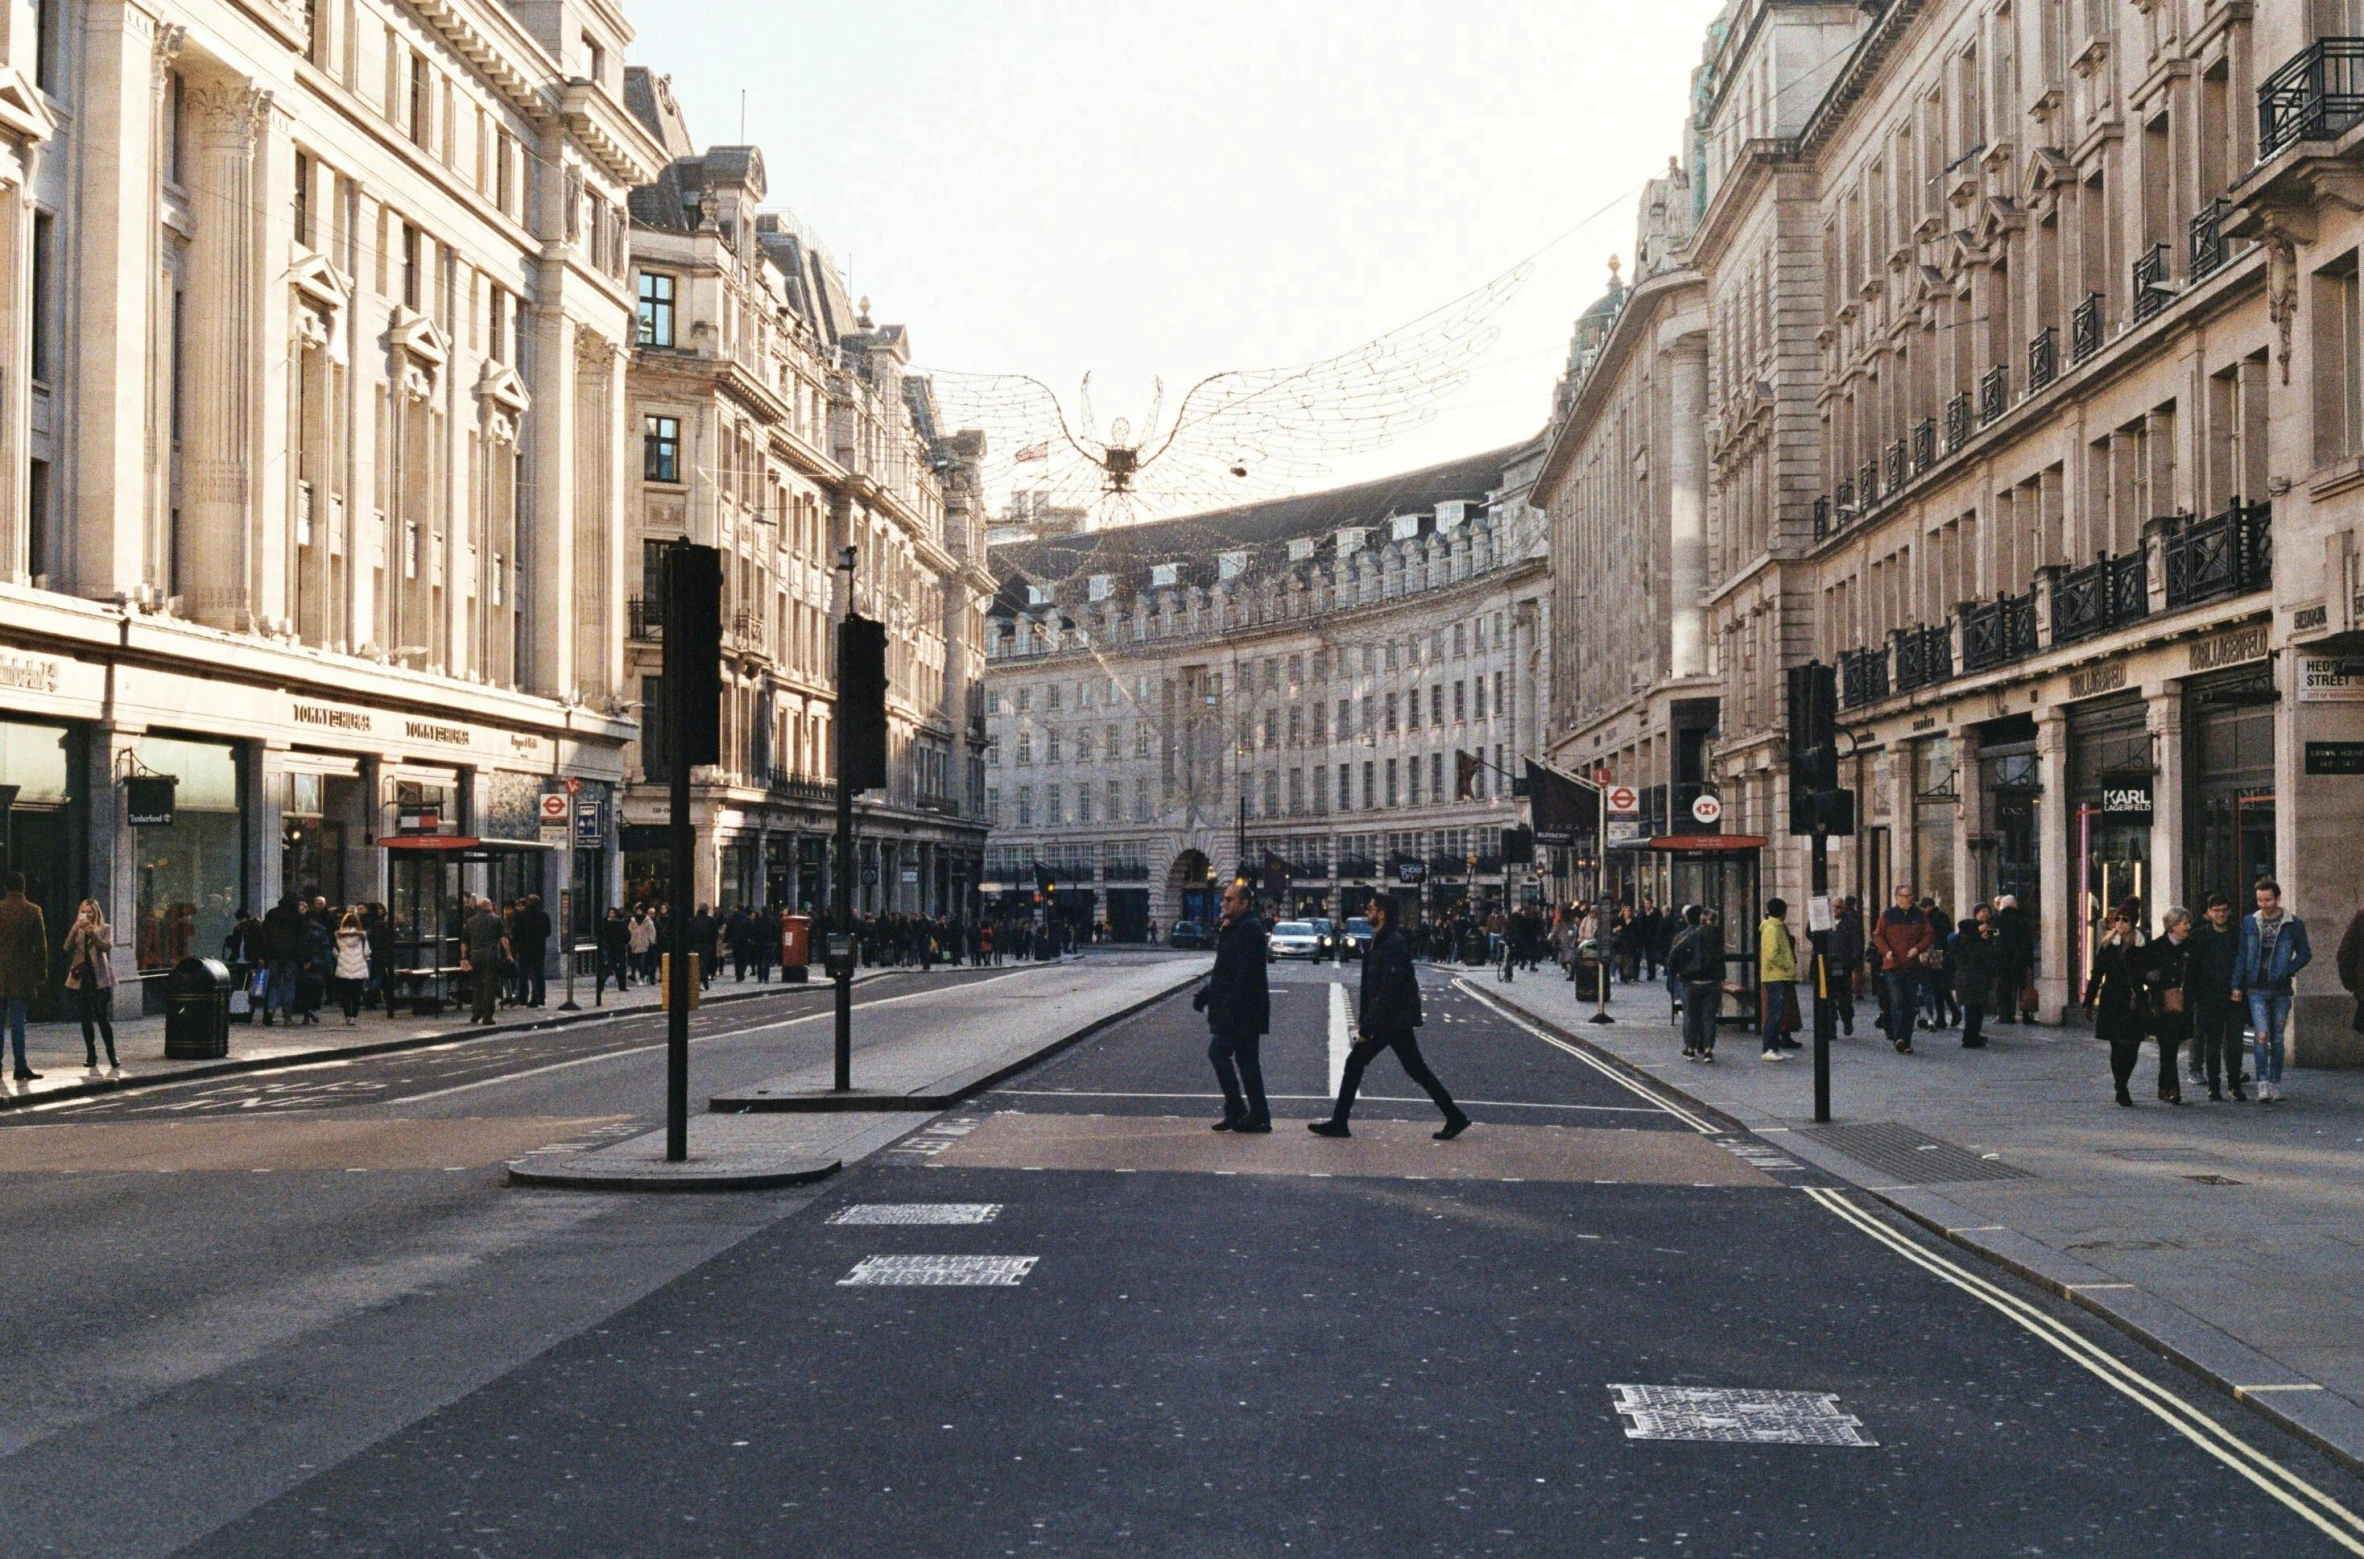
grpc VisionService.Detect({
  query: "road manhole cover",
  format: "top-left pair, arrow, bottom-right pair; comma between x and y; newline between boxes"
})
1609,1385 -> 1876,1446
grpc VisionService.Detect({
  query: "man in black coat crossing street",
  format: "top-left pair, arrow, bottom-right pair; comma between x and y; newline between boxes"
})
1193,880 -> 1272,1132
1313,893 -> 1469,1140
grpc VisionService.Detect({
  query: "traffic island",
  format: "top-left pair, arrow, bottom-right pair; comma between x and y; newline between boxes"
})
506,1141 -> 841,1193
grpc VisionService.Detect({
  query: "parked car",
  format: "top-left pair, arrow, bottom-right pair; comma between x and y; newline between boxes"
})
1339,917 -> 1376,960
1267,920 -> 1328,961
1167,920 -> 1213,951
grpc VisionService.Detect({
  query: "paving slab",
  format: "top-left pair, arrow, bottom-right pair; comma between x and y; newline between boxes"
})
1467,965 -> 2364,1472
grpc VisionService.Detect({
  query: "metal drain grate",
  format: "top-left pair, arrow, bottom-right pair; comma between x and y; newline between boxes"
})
828,1203 -> 1003,1226
1609,1385 -> 1877,1446
1799,1122 -> 2031,1184
838,1255 -> 1037,1287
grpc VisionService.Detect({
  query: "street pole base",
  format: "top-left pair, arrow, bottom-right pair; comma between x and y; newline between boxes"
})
1589,1012 -> 1616,1025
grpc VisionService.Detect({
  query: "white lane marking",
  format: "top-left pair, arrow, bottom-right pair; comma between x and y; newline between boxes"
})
1450,978 -> 1717,1134
988,1089 -> 1662,1114
1328,979 -> 1351,1100
828,1203 -> 1002,1226
1609,1385 -> 1876,1446
837,1255 -> 1037,1287
1806,1187 -> 2364,1551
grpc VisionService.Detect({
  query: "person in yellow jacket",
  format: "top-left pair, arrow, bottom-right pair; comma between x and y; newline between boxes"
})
1758,897 -> 1799,1063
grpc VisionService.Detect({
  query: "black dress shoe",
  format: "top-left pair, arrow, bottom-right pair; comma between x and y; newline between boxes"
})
1307,1120 -> 1350,1139
1210,1116 -> 1243,1132
1434,1113 -> 1471,1141
1234,1118 -> 1272,1134
13,1070 -> 38,1082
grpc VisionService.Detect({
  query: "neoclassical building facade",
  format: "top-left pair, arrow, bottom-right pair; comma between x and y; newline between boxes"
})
983,446 -> 1549,939
619,70 -> 991,919
0,0 -> 661,1009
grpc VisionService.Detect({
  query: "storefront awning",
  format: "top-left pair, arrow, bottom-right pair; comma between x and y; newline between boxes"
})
378,836 -> 560,857
1646,834 -> 1767,853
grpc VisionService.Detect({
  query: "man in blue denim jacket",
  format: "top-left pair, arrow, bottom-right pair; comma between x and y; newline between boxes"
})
2232,877 -> 2311,1102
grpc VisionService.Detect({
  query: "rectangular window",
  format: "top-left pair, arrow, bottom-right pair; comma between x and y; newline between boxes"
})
1453,681 -> 1466,723
644,415 -> 682,483
1362,761 -> 1376,809
28,211 -> 53,383
2314,253 -> 2362,466
637,272 -> 676,347
1338,763 -> 1351,811
1407,756 -> 1420,805
1017,786 -> 1033,827
409,53 -> 431,149
1474,677 -> 1487,721
1384,694 -> 1398,734
401,222 -> 421,309
25,457 -> 51,583
1385,759 -> 1399,808
1430,686 -> 1445,727
1432,751 -> 1444,798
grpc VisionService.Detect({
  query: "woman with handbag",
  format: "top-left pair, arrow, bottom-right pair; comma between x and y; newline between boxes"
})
2146,908 -> 2195,1106
2084,907 -> 2149,1106
61,900 -> 121,1074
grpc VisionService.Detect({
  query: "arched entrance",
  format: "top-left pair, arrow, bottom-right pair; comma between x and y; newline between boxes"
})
1168,848 -> 1216,930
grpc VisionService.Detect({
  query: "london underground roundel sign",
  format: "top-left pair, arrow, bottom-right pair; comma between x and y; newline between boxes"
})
1606,785 -> 1639,816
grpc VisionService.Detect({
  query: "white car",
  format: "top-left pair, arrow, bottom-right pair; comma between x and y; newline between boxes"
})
1267,920 -> 1329,961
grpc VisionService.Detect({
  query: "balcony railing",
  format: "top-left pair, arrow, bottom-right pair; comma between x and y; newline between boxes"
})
2260,38 -> 2364,161
1813,495 -> 1833,540
1835,479 -> 1856,521
2051,551 -> 2150,646
1979,365 -> 2008,425
1104,861 -> 1151,882
2189,196 -> 2234,282
1839,644 -> 1891,709
627,595 -> 661,641
1960,591 -> 2039,673
1892,622 -> 1954,693
1912,417 -> 1936,475
1336,856 -> 1378,879
2028,325 -> 2058,392
1858,460 -> 1879,510
1884,439 -> 1908,493
2071,292 -> 2105,363
2132,241 -> 2174,324
2164,499 -> 2273,609
1945,391 -> 1971,452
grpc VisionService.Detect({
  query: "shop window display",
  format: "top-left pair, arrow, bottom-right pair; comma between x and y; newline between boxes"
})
133,736 -> 243,989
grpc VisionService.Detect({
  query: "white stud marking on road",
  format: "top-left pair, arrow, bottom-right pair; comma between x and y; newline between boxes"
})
827,1203 -> 1003,1226
1608,1385 -> 1876,1446
1328,979 -> 1351,1100
837,1255 -> 1037,1287
1714,1137 -> 1804,1172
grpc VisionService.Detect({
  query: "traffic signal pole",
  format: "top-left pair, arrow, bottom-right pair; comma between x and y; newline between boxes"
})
1810,823 -> 1833,1124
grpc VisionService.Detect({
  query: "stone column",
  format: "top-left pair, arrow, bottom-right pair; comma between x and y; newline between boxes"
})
1953,723 -> 1984,914
249,742 -> 292,910
2146,683 -> 2185,928
1667,334 -> 1709,678
179,79 -> 266,629
2035,706 -> 2073,1020
249,94 -> 297,633
522,307 -> 577,700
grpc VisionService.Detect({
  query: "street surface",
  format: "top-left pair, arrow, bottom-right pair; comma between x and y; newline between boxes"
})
4,956 -> 2363,1556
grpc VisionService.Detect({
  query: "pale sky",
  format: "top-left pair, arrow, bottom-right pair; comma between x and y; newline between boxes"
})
646,0 -> 1729,502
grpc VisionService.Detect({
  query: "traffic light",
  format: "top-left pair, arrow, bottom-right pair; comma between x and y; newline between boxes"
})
1786,661 -> 1849,836
837,614 -> 889,792
1455,749 -> 1480,801
662,541 -> 724,768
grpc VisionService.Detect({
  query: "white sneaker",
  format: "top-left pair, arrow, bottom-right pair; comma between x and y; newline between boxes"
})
1762,1050 -> 1789,1062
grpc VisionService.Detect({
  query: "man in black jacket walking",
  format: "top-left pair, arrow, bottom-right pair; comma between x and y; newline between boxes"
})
1193,879 -> 1272,1132
1313,893 -> 1469,1140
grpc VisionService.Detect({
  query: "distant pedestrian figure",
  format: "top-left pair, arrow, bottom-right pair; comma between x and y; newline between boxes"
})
1758,898 -> 1798,1062
1312,893 -> 1468,1140
2084,907 -> 2148,1107
62,899 -> 120,1071
1871,885 -> 1931,1053
2233,877 -> 2311,1103
461,897 -> 510,1026
0,872 -> 47,1082
1668,905 -> 1722,1062
1193,879 -> 1271,1133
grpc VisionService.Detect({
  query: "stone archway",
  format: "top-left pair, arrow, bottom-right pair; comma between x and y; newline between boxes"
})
1167,848 -> 1215,930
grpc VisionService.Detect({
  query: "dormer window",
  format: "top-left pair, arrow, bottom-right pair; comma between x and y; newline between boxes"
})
583,33 -> 606,87
637,272 -> 676,347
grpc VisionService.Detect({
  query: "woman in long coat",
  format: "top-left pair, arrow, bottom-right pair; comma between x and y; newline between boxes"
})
2084,906 -> 2150,1106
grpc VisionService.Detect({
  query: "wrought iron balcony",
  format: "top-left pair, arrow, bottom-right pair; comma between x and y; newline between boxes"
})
1336,855 -> 1378,879
2189,196 -> 2233,282
1892,622 -> 1954,693
1859,460 -> 1879,510
2132,242 -> 2174,324
1912,417 -> 1936,475
1813,495 -> 1833,540
1979,365 -> 2008,425
2259,38 -> 2364,161
2071,292 -> 2105,363
1104,861 -> 1151,882
1835,479 -> 1856,520
1945,391 -> 1971,452
1885,439 -> 1908,493
1960,591 -> 2039,673
627,595 -> 661,641
2028,325 -> 2058,392
2164,500 -> 2273,609
2050,551 -> 2150,646
1839,644 -> 1890,709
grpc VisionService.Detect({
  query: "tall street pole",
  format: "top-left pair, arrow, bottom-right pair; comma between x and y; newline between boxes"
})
834,545 -> 857,1093
1810,821 -> 1833,1124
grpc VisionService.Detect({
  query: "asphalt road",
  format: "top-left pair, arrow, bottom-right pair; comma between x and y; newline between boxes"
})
53,957 -> 2359,1558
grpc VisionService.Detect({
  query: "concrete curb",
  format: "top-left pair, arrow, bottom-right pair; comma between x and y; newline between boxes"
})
507,1151 -> 843,1193
1467,979 -> 2364,1477
0,969 -> 903,1114
709,964 -> 1206,1114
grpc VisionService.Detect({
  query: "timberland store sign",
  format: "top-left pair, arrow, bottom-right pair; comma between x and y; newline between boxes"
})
109,670 -> 555,767
288,700 -> 553,765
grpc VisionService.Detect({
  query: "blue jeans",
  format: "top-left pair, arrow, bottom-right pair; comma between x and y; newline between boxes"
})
2247,991 -> 2292,1084
266,959 -> 297,1018
1762,980 -> 1797,1051
2,998 -> 26,1073
1883,971 -> 1920,1035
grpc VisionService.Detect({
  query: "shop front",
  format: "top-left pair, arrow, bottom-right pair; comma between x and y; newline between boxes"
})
1972,717 -> 2040,973
130,734 -> 245,1015
0,719 -> 83,1020
2066,694 -> 2154,989
2183,664 -> 2277,909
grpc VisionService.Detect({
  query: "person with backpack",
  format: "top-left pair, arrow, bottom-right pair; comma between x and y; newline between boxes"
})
1669,906 -> 1722,1062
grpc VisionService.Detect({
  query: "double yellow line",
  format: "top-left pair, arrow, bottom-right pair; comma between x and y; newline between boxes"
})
1808,1186 -> 2364,1553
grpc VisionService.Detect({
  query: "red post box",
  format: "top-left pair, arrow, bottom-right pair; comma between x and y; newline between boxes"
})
781,914 -> 812,983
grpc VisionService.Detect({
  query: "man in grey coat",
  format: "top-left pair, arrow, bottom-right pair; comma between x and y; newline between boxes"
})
1312,893 -> 1468,1140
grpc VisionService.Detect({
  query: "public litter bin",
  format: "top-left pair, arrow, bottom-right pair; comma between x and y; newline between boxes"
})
1573,943 -> 1609,1005
780,915 -> 811,984
164,957 -> 232,1060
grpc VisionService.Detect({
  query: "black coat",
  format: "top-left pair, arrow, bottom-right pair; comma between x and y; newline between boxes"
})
511,906 -> 552,955
1195,913 -> 1270,1036
1359,922 -> 1423,1035
1950,925 -> 1999,1009
2186,920 -> 2238,1000
2084,938 -> 2149,1042
2147,933 -> 2196,1041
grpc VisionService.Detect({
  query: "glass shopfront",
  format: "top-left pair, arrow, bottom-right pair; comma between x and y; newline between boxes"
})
1911,736 -> 1957,911
1975,715 -> 2041,919
2068,695 -> 2153,981
2184,666 -> 2277,908
133,735 -> 244,1005
281,770 -> 366,907
0,720 -> 82,1019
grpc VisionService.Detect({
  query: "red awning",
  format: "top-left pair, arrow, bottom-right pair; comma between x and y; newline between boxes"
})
376,836 -> 558,852
1646,834 -> 1768,853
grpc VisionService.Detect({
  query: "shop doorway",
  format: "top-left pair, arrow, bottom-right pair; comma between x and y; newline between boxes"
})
2186,670 -> 2277,907
2,802 -> 73,1021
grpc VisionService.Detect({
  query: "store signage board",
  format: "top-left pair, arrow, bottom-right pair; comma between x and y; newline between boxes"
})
2300,657 -> 2364,702
539,793 -> 570,823
539,823 -> 568,846
574,795 -> 603,850
124,776 -> 176,828
2305,741 -> 2364,776
1691,793 -> 1723,825
2100,784 -> 2153,819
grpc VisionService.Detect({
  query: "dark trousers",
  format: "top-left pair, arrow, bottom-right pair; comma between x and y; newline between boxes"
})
2193,997 -> 2243,1089
516,952 -> 547,1007
1881,971 -> 1919,1035
1960,1002 -> 1986,1047
1683,981 -> 1720,1054
74,984 -> 117,1066
332,977 -> 364,1020
1207,1028 -> 1268,1124
1829,972 -> 1856,1035
1992,964 -> 2028,1023
2109,1037 -> 2143,1096
1333,1028 -> 1457,1123
470,966 -> 500,1024
2154,1016 -> 2190,1096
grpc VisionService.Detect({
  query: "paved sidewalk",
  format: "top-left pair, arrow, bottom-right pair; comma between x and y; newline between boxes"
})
1471,965 -> 2364,1471
0,960 -> 951,1110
